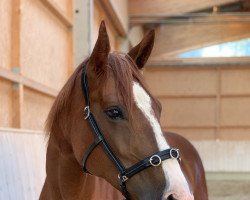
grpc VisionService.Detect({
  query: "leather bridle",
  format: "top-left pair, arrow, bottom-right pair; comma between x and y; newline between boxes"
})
81,65 -> 180,200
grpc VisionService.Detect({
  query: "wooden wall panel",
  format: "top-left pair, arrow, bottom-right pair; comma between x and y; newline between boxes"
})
219,128 -> 250,140
93,1 -> 118,51
0,0 -> 11,69
221,68 -> 250,95
0,0 -> 73,131
165,128 -> 216,140
22,88 -> 54,130
144,68 -> 217,96
0,78 -> 12,127
145,66 -> 250,140
160,98 -> 216,127
21,0 -> 69,91
220,97 -> 250,127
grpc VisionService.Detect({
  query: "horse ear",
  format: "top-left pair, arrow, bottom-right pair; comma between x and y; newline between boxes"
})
88,21 -> 110,76
128,30 -> 155,69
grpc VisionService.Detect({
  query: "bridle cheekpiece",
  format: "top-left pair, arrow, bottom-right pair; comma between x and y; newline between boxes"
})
80,64 -> 181,200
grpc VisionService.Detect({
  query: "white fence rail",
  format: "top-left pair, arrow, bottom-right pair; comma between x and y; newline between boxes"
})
0,128 -> 46,200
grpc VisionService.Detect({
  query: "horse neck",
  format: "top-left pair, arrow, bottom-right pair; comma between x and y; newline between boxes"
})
43,133 -> 122,200
44,133 -> 89,199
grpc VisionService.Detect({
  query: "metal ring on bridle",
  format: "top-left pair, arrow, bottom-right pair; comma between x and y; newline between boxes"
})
170,148 -> 180,159
84,106 -> 90,119
149,155 -> 162,167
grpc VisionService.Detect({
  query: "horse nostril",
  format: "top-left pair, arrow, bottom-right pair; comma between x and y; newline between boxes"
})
164,193 -> 194,200
166,194 -> 176,200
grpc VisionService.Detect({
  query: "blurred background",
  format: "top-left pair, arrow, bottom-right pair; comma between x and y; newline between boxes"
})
1,0 -> 250,199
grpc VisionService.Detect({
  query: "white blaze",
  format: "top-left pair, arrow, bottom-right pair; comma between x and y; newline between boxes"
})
132,82 -> 193,199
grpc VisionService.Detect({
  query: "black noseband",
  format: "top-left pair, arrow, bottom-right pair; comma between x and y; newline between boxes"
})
80,65 -> 180,200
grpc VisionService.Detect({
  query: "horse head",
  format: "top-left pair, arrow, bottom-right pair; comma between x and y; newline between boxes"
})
49,21 -> 194,200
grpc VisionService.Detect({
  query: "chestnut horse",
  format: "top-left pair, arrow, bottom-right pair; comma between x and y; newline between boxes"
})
39,21 -> 208,200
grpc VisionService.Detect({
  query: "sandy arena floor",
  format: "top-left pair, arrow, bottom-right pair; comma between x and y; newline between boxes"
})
207,180 -> 250,200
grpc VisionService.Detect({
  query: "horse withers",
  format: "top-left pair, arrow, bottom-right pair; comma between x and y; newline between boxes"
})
39,21 -> 207,200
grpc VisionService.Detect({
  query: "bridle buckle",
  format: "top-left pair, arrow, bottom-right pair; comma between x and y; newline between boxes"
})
118,174 -> 129,183
149,155 -> 162,167
83,106 -> 90,119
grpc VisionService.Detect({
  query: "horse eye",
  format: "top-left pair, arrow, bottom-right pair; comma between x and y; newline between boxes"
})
105,107 -> 124,120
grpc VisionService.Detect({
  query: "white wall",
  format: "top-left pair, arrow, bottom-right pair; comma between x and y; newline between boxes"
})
193,140 -> 250,172
0,129 -> 46,200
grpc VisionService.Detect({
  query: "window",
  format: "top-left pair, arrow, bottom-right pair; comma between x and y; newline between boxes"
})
178,38 -> 250,58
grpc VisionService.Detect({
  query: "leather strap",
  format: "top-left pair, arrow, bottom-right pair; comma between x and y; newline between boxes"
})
80,64 -> 180,200
120,148 -> 180,181
81,65 -> 130,199
82,137 -> 102,173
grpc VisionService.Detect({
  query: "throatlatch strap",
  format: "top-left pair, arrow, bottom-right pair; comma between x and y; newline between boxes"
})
82,137 -> 102,173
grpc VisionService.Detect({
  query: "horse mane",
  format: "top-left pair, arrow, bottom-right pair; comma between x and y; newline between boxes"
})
45,61 -> 85,136
45,52 -> 152,136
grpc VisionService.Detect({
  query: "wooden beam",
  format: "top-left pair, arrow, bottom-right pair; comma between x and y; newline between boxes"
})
151,22 -> 250,58
68,30 -> 74,75
67,0 -> 73,22
0,127 -> 43,134
215,67 -> 221,139
39,0 -> 73,28
74,0 -> 92,64
147,57 -> 250,67
67,0 -> 74,75
10,0 -> 22,128
12,83 -> 23,128
10,0 -> 21,69
155,93 -> 250,99
130,13 -> 250,24
129,0 -> 241,16
0,67 -> 58,97
97,0 -> 127,37
128,25 -> 144,46
169,126 -> 250,140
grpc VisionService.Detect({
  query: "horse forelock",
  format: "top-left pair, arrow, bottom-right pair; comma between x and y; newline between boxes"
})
45,52 -> 159,137
107,53 -> 139,118
107,52 -> 161,120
